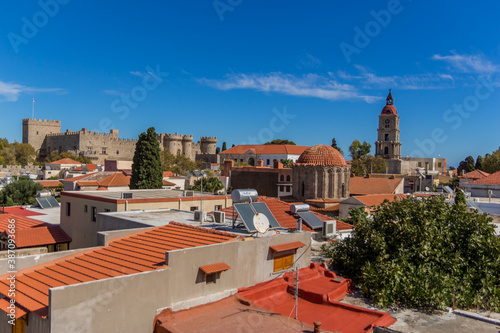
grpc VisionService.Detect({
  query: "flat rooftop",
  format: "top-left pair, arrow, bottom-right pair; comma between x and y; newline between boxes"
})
99,209 -> 288,237
62,188 -> 226,201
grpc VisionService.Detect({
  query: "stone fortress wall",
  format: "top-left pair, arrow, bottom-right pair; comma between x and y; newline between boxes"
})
22,119 -> 217,164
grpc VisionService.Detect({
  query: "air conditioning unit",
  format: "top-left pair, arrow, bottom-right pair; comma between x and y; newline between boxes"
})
184,191 -> 194,197
323,220 -> 337,237
194,210 -> 207,222
213,211 -> 225,223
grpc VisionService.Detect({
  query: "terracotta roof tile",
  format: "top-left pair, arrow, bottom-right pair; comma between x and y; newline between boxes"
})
459,169 -> 490,179
0,214 -> 46,231
296,144 -> 346,166
73,164 -> 99,172
163,171 -> 175,177
163,180 -> 176,186
470,170 -> 500,185
353,194 -> 407,207
269,241 -> 306,253
98,173 -> 130,187
200,262 -> 231,275
35,180 -> 62,188
13,225 -> 72,248
0,222 -> 237,318
350,176 -> 404,195
220,145 -> 309,155
1,207 -> 45,217
48,158 -> 81,165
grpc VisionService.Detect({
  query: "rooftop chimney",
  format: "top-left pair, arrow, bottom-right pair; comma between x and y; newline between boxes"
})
257,159 -> 264,167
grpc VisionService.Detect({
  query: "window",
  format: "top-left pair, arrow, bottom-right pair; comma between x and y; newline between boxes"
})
384,147 -> 389,155
105,209 -> 110,212
273,253 -> 294,272
214,205 -> 222,211
102,148 -> 107,155
280,175 -> 284,181
438,162 -> 442,168
84,205 -> 88,213
66,202 -> 71,217
418,162 -> 422,167
91,207 -> 97,222
116,150 -> 119,155
280,185 -> 284,192
286,175 -> 290,182
36,131 -> 39,135
190,206 -> 199,211
267,159 -> 270,165
385,134 -> 389,141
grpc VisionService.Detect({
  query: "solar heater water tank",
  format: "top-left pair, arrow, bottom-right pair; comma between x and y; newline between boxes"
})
290,204 -> 310,213
231,189 -> 258,203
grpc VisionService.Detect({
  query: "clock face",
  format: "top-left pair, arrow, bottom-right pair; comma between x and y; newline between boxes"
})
385,119 -> 390,124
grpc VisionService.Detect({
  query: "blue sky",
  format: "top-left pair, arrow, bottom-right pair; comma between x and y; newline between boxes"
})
1,1 -> 500,167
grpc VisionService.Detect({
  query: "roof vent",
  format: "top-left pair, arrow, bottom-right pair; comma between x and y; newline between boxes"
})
121,192 -> 133,199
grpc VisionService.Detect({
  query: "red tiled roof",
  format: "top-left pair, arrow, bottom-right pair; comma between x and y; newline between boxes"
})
76,181 -> 100,186
64,172 -> 130,188
13,225 -> 71,248
354,194 -> 407,207
163,171 -> 175,177
48,158 -> 81,165
310,204 -> 340,213
218,197 -> 352,231
296,144 -> 346,166
380,104 -> 398,115
350,176 -> 404,195
0,222 -> 237,318
471,170 -> 500,185
459,169 -> 490,179
98,173 -> 130,187
0,214 -> 46,231
0,298 -> 27,319
1,207 -> 45,217
200,262 -> 231,275
35,180 -> 62,188
220,145 -> 309,155
73,164 -> 99,172
269,241 -> 306,253
163,180 -> 176,186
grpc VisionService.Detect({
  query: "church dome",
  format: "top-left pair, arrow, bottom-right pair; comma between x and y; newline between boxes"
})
296,144 -> 346,166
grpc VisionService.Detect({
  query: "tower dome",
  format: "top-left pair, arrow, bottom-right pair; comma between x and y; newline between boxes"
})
296,144 -> 346,166
381,89 -> 397,115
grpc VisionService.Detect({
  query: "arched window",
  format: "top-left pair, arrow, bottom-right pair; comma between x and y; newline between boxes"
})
286,175 -> 290,182
342,184 -> 346,197
280,175 -> 284,181
248,157 -> 255,166
384,146 -> 389,155
177,149 -> 181,156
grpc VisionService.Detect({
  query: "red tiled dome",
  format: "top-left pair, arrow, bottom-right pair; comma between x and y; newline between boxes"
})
296,144 -> 346,166
381,104 -> 397,115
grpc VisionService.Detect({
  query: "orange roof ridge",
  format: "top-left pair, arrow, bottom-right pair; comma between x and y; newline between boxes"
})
48,158 -> 81,165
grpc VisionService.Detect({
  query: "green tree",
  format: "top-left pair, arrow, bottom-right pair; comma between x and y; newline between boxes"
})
264,139 -> 296,145
191,177 -> 224,194
222,142 -> 227,151
0,178 -> 43,206
349,140 -> 371,160
331,138 -> 343,156
282,159 -> 293,168
351,155 -> 387,176
11,142 -> 36,165
161,151 -> 202,176
216,147 -> 221,154
130,127 -> 163,189
483,149 -> 500,174
454,190 -> 466,208
322,196 -> 500,311
475,155 -> 484,171
457,156 -> 476,175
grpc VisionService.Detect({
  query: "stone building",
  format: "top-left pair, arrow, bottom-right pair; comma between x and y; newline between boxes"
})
22,118 -> 217,164
292,144 -> 351,201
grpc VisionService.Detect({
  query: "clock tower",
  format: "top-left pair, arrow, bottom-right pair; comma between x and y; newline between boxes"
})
375,90 -> 401,159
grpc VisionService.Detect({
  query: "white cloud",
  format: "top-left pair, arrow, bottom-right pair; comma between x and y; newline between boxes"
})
198,72 -> 381,103
432,52 -> 499,74
0,81 -> 65,102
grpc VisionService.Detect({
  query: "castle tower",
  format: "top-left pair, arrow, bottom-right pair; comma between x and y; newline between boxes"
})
166,134 -> 183,155
22,118 -> 61,155
375,90 -> 401,159
181,135 -> 193,159
200,137 -> 217,155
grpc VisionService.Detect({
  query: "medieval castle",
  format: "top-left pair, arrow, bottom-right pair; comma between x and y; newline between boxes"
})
22,118 -> 218,164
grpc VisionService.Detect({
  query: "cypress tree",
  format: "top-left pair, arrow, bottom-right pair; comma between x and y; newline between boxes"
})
222,142 -> 227,151
130,127 -> 163,189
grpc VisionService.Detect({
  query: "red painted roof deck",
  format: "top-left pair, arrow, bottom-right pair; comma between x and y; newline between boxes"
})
238,263 -> 396,333
1,207 -> 45,217
154,295 -> 315,333
0,222 -> 237,318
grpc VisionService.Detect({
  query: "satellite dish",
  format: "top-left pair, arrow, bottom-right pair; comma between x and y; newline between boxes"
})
425,186 -> 430,191
253,213 -> 270,233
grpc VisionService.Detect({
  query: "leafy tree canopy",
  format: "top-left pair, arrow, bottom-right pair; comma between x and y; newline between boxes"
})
0,178 -> 43,206
222,142 -> 227,151
349,140 -> 371,160
282,159 -> 293,168
161,151 -> 202,176
322,196 -> 500,311
264,139 -> 296,145
191,177 -> 224,194
350,155 -> 387,176
130,127 -> 163,189
457,155 -> 476,175
458,147 -> 500,174
45,150 -> 92,164
0,140 -> 37,166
